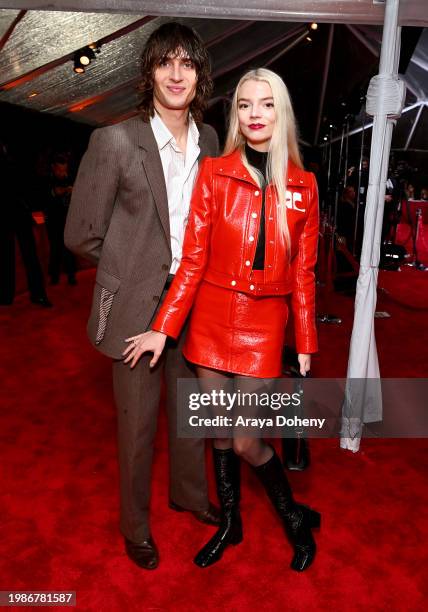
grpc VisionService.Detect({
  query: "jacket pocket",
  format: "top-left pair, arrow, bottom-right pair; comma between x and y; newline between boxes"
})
94,269 -> 121,344
95,268 -> 121,293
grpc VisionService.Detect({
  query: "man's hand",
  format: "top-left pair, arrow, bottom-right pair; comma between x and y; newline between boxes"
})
297,353 -> 311,377
123,330 -> 167,368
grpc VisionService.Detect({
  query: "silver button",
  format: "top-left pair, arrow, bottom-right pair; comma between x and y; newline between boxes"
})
245,260 -> 251,266
252,212 -> 257,218
231,280 -> 236,286
249,236 -> 255,242
243,174 -> 247,178
250,284 -> 255,290
254,190 -> 260,196
288,178 -> 292,182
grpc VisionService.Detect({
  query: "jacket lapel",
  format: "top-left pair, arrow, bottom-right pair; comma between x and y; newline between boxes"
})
136,118 -> 171,250
135,118 -> 215,250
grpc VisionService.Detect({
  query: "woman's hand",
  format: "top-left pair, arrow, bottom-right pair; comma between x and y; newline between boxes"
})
297,353 -> 311,377
122,330 -> 167,368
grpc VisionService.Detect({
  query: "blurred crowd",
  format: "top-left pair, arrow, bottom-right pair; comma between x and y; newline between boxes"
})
0,139 -> 78,308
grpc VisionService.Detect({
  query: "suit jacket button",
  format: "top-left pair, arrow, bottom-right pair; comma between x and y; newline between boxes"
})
161,264 -> 169,271
153,295 -> 160,302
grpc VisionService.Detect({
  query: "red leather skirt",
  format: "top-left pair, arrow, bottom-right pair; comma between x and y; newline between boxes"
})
183,271 -> 288,378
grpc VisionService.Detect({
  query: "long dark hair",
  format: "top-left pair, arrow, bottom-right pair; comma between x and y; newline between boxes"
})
138,22 -> 213,124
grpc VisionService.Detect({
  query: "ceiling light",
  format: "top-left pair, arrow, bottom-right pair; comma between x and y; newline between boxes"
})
306,36 -> 312,42
73,45 -> 99,74
73,61 -> 85,74
311,23 -> 318,30
79,54 -> 91,66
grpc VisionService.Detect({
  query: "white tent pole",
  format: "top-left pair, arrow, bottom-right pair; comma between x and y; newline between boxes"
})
341,0 -> 404,453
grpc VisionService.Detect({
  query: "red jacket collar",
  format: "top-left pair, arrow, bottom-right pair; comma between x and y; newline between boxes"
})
212,148 -> 311,187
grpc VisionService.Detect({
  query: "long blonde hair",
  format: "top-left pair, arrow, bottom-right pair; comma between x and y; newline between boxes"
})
224,68 -> 303,247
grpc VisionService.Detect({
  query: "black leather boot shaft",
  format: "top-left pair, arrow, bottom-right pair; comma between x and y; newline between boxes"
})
253,449 -> 320,572
194,448 -> 242,568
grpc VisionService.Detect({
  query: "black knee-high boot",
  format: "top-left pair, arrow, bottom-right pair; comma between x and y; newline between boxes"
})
194,448 -> 242,568
253,450 -> 320,572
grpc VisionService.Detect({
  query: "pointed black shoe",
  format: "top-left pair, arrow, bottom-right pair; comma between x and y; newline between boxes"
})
254,450 -> 320,572
194,448 -> 242,568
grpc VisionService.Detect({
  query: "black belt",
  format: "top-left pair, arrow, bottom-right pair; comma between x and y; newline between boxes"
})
164,274 -> 175,290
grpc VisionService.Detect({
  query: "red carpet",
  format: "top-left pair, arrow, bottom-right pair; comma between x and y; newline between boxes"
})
0,269 -> 427,611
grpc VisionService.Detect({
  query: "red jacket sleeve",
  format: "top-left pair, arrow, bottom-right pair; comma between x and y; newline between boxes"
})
291,172 -> 319,354
151,157 -> 213,339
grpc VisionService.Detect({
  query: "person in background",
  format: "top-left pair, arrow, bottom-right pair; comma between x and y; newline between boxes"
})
43,154 -> 77,285
405,182 -> 416,201
337,185 -> 356,249
124,68 -> 321,572
0,139 -> 51,307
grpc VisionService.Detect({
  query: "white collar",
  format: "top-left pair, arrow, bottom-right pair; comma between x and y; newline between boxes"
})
150,111 -> 199,152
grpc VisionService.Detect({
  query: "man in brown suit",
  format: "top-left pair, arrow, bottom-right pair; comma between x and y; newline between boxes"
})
65,23 -> 219,570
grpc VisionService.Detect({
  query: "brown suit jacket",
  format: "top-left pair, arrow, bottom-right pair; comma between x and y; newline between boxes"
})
65,115 -> 219,359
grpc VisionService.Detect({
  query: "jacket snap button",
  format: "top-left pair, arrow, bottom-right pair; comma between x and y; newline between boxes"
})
254,190 -> 260,196
153,295 -> 160,301
250,284 -> 255,290
300,179 -> 304,183
231,280 -> 237,286
245,260 -> 251,266
288,178 -> 292,182
251,212 -> 257,218
161,264 -> 169,271
249,236 -> 254,242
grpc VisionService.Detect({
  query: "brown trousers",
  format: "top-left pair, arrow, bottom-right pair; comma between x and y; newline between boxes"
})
112,300 -> 209,543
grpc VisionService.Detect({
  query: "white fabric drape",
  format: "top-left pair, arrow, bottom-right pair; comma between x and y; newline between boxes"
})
341,0 -> 405,453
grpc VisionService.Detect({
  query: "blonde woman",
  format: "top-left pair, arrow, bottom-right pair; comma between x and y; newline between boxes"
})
123,69 -> 320,571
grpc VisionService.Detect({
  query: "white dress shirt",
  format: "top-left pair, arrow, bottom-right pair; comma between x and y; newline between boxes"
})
150,112 -> 200,274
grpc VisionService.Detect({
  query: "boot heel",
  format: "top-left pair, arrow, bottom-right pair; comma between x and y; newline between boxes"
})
298,505 -> 321,528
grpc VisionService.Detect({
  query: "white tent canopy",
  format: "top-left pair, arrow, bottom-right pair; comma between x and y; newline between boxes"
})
0,0 -> 427,27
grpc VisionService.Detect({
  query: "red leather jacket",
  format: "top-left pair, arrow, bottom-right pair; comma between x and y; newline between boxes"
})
152,148 -> 319,354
